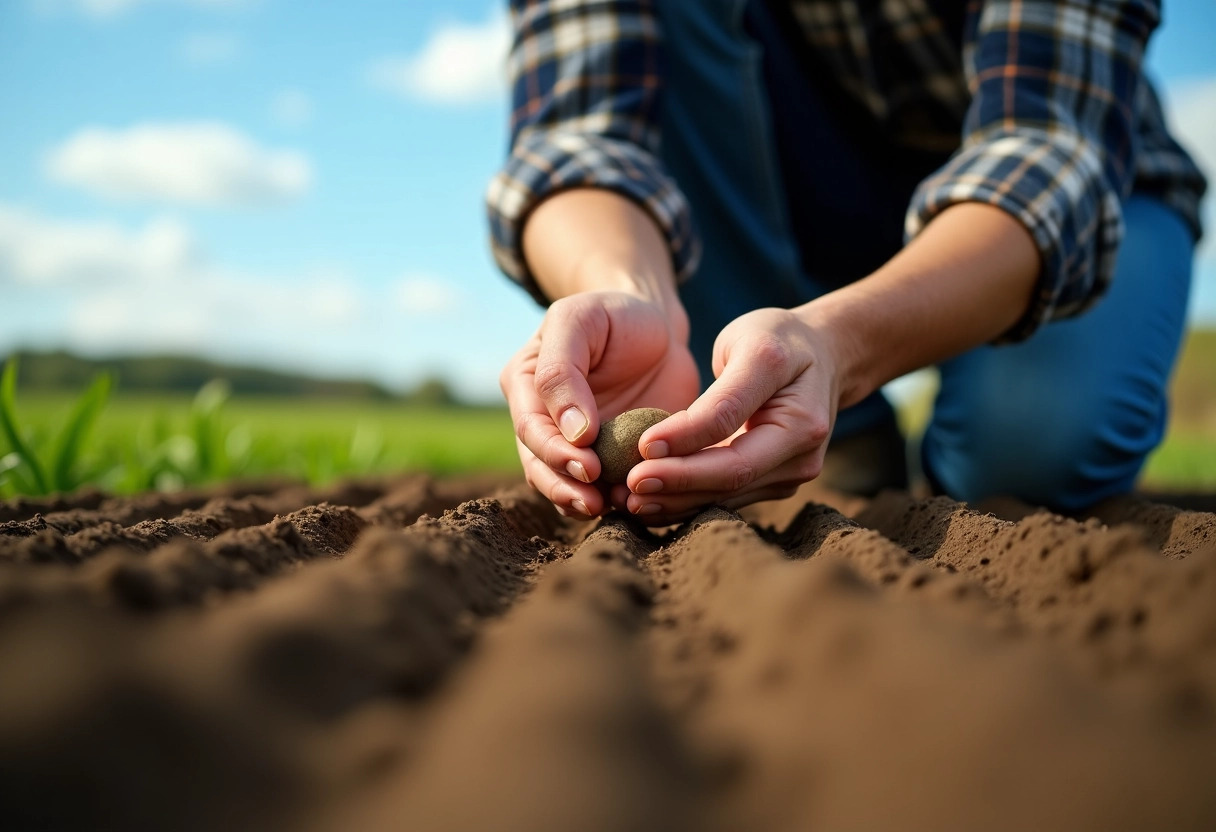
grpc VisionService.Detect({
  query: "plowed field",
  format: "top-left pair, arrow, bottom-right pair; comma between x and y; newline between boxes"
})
2,476 -> 1215,831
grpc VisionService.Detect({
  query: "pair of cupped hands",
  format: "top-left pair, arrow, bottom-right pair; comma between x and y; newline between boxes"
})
501,289 -> 842,526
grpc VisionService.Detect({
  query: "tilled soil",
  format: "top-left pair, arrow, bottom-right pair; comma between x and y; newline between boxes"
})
1,474 -> 1214,831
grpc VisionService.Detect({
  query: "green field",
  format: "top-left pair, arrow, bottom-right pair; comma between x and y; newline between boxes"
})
7,389 -> 1214,500
2,386 -> 520,498
1141,434 -> 1216,490
5,327 -> 1216,500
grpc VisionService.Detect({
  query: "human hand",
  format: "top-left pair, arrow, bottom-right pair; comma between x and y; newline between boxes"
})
501,290 -> 699,519
615,307 -> 841,525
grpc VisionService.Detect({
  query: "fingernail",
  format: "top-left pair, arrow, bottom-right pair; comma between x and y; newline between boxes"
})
635,477 -> 663,494
635,503 -> 662,516
559,407 -> 588,442
566,460 -> 589,483
644,440 -> 669,459
555,504 -> 569,517
571,499 -> 589,516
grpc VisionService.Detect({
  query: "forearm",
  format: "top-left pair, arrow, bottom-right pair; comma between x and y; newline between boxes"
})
803,202 -> 1040,409
522,189 -> 688,335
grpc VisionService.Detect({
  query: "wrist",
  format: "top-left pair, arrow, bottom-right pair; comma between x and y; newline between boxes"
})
523,188 -> 689,340
570,254 -> 689,342
795,203 -> 1040,413
796,295 -> 871,411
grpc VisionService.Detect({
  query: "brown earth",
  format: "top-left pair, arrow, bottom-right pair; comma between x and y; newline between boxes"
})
1,474 -> 1215,831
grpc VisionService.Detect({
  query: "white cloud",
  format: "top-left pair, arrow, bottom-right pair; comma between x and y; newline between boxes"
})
0,201 -> 542,402
296,267 -> 360,324
0,205 -> 196,285
271,89 -> 314,128
1164,78 -> 1216,188
0,201 -> 363,355
178,32 -> 242,67
395,274 -> 462,316
45,122 -> 312,208
67,269 -> 363,352
34,0 -> 250,18
368,10 -> 509,105
1162,76 -> 1216,265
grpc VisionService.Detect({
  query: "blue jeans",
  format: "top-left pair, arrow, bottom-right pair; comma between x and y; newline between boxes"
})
654,0 -> 1195,510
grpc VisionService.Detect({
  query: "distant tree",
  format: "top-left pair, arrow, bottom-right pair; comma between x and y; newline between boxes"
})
407,376 -> 460,407
3,350 -> 397,400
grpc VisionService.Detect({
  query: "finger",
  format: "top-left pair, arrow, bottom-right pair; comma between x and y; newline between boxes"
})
609,483 -> 631,512
640,351 -> 787,459
503,350 -> 602,484
627,482 -> 804,524
625,453 -> 820,516
534,302 -> 605,446
512,406 -> 603,484
628,422 -> 821,496
519,439 -> 604,518
627,482 -> 806,527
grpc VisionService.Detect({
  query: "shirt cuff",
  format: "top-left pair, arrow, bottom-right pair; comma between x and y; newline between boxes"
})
486,130 -> 700,305
905,127 -> 1122,343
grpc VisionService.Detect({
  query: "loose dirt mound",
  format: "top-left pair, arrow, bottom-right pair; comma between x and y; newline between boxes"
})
1,475 -> 1214,831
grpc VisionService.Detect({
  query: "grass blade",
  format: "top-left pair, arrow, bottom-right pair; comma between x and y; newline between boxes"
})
0,358 -> 49,494
0,451 -> 21,497
50,370 -> 113,492
190,379 -> 231,481
4,464 -> 37,496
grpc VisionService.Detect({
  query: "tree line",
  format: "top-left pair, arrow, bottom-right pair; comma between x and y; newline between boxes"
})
5,350 -> 466,406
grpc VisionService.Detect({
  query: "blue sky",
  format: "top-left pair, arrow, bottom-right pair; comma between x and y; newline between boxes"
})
1,0 -> 1213,403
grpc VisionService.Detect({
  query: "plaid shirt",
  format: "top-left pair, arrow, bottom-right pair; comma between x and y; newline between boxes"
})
486,0 -> 1206,340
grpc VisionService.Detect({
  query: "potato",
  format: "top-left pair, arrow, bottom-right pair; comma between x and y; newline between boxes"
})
592,407 -> 671,484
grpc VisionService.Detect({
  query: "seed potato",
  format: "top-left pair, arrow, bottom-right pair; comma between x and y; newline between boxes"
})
592,407 -> 671,484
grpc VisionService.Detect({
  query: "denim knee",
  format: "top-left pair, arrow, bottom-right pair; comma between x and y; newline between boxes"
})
922,371 -> 1167,512
922,195 -> 1193,512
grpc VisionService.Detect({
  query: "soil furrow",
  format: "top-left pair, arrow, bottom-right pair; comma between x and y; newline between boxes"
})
648,507 -> 1216,832
0,502 -> 370,613
0,489 -> 108,523
2,476 -> 1215,830
855,492 -> 1216,688
0,488 -> 564,831
1089,495 -> 1216,560
321,517 -> 704,832
0,479 -> 393,565
0,481 -> 299,537
163,489 -> 564,717
0,603 -> 316,832
0,477 -> 546,613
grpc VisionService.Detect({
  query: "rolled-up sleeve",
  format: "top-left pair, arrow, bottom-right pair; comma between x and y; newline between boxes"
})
905,0 -> 1162,342
486,0 -> 699,305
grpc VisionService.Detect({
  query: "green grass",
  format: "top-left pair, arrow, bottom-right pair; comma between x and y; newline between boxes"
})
1,360 -> 114,495
2,378 -> 520,498
1141,434 -> 1216,491
11,386 -> 1212,498
3,347 -> 1214,499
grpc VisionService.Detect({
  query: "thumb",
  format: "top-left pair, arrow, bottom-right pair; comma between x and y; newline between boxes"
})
641,354 -> 776,458
534,302 -> 606,446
